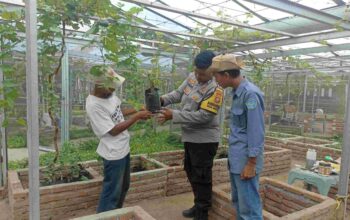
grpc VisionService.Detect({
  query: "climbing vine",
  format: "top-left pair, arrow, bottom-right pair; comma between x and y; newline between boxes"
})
36,0 -> 143,162
0,6 -> 26,127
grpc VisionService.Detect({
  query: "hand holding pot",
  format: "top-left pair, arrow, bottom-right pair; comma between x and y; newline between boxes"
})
135,110 -> 152,120
157,108 -> 173,124
138,105 -> 147,111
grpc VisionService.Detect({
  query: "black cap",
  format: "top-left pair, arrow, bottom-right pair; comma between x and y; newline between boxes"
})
194,50 -> 216,69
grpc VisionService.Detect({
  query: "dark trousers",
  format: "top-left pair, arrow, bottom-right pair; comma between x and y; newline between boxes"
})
184,142 -> 218,212
97,154 -> 130,213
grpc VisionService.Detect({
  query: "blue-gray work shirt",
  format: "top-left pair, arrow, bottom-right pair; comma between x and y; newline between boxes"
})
228,79 -> 265,174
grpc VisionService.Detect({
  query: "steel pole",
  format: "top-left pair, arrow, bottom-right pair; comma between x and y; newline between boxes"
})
61,46 -> 70,144
0,59 -> 7,187
303,75 -> 308,112
25,0 -> 40,219
338,78 -> 350,219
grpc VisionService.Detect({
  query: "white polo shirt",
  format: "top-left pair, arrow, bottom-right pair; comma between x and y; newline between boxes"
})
86,94 -> 130,160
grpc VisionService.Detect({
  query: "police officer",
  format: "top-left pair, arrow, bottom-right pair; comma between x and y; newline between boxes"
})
157,51 -> 223,220
211,54 -> 265,220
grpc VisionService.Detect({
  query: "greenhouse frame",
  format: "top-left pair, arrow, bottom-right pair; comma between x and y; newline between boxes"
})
1,0 -> 350,219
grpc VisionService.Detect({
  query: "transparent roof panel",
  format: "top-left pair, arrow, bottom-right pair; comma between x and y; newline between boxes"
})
4,0 -> 350,69
292,55 -> 315,59
159,0 -> 247,16
235,1 -> 294,20
290,0 -> 337,10
233,14 -> 265,25
137,8 -> 190,32
327,38 -> 350,45
334,50 -> 350,56
118,0 -> 296,30
249,49 -> 268,54
136,0 -> 265,28
0,0 -> 22,4
308,52 -> 335,58
281,42 -> 323,50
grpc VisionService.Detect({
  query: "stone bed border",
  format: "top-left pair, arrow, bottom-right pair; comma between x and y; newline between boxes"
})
147,150 -> 191,196
209,177 -> 338,220
7,155 -> 168,220
148,145 -> 292,196
0,186 -> 7,200
8,167 -> 102,220
80,155 -> 169,205
265,133 -> 341,160
6,145 -> 292,220
71,206 -> 156,220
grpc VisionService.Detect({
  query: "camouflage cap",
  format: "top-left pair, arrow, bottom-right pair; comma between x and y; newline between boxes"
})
88,65 -> 125,88
210,54 -> 245,72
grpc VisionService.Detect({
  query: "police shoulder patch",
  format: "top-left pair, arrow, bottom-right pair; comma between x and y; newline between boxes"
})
200,87 -> 224,114
245,98 -> 257,110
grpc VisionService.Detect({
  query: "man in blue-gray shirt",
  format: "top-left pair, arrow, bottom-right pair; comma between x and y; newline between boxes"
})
210,54 -> 265,220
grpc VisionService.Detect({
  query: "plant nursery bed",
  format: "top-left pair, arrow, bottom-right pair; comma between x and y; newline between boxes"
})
71,206 -> 156,220
212,145 -> 291,185
266,131 -> 298,139
265,135 -> 341,160
0,186 -> 7,200
310,179 -> 350,210
148,150 -> 191,196
8,167 -> 101,220
262,145 -> 292,177
209,177 -> 337,220
270,124 -> 304,136
149,145 -> 292,197
285,137 -> 341,160
289,137 -> 334,145
83,155 -> 168,204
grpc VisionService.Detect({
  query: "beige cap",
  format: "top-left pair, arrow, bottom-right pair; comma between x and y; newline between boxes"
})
210,54 -> 245,72
89,65 -> 125,88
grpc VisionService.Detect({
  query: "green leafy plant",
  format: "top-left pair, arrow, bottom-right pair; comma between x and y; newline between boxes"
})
0,6 -> 25,128
36,0 -> 142,163
8,134 -> 26,149
40,143 -> 89,186
8,131 -> 183,170
69,128 -> 94,139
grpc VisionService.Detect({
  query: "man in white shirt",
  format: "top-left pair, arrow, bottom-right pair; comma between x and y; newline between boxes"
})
86,66 -> 151,213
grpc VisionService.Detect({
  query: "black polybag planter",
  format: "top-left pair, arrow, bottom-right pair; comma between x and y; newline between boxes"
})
145,87 -> 161,113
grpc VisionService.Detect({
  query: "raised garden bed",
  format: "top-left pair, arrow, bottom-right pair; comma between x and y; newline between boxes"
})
265,135 -> 341,161
288,137 -> 334,145
209,178 -> 337,220
83,155 -> 168,204
213,147 -> 231,185
266,131 -> 298,139
147,146 -> 292,197
262,145 -> 292,177
71,206 -> 155,220
0,186 -> 7,200
213,145 -> 291,185
310,179 -> 350,210
8,155 -> 167,219
8,167 -> 101,220
270,124 -> 304,136
148,150 -> 191,196
284,137 -> 340,160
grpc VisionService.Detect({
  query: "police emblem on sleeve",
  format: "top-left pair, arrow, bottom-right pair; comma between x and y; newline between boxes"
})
246,98 -> 257,110
200,87 -> 223,114
187,78 -> 196,87
184,86 -> 191,95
